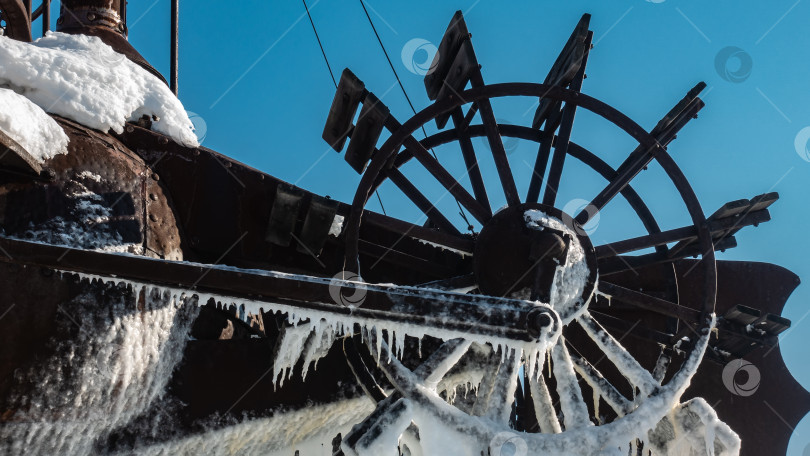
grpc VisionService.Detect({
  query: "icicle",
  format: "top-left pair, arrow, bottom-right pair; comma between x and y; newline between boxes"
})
394,330 -> 405,360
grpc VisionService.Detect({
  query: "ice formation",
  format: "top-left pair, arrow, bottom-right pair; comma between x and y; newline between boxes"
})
0,32 -> 198,147
17,177 -> 145,254
416,238 -> 473,257
523,209 -> 593,323
1,210 -> 733,454
0,283 -> 198,455
329,214 -> 345,237
133,397 -> 375,456
339,322 -> 729,456
0,88 -> 68,162
647,398 -> 741,456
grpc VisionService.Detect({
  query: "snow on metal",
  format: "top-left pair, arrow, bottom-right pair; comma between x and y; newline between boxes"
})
0,33 -> 198,148
0,88 -> 68,162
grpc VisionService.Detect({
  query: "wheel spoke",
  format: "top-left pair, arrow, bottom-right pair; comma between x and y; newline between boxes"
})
526,371 -> 562,433
401,134 -> 491,224
451,107 -> 492,215
596,226 -> 696,259
415,338 -> 473,389
588,310 -> 676,346
541,103 -> 576,207
482,348 -> 521,424
471,348 -> 505,416
469,73 -> 520,207
577,312 -> 659,396
551,339 -> 592,430
569,349 -> 634,417
385,167 -> 462,235
349,337 -> 471,435
525,137 -> 553,204
343,396 -> 413,453
575,84 -> 706,226
541,31 -> 592,207
598,281 -> 701,323
595,207 -> 768,259
363,210 -> 474,254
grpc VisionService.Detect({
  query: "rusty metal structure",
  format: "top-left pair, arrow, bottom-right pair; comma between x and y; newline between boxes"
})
0,3 -> 807,456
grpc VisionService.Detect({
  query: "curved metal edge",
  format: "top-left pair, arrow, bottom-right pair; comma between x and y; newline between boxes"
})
0,0 -> 32,42
0,126 -> 43,176
377,123 -> 665,244
678,260 -> 807,456
346,83 -> 713,317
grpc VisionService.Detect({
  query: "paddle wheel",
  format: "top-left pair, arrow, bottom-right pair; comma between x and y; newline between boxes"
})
0,4 -> 806,456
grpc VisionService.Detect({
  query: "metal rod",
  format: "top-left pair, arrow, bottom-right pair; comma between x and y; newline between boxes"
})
170,0 -> 179,95
385,167 -> 462,236
41,0 -> 50,35
596,208 -> 768,261
384,117 -> 491,225
576,99 -> 703,226
542,31 -> 593,207
451,107 -> 491,215
598,281 -> 701,322
470,72 -> 521,207
0,235 -> 550,342
525,130 -> 553,204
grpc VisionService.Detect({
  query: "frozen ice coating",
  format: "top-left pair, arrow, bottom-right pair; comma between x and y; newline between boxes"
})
647,398 -> 741,456
329,214 -> 345,237
0,32 -> 199,148
17,178 -> 146,254
0,88 -> 69,162
523,209 -> 592,323
358,322 -> 723,456
0,284 -> 199,455
134,397 -> 375,455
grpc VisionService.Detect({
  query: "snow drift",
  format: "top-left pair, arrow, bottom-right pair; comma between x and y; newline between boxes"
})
0,87 -> 68,162
0,32 -> 198,148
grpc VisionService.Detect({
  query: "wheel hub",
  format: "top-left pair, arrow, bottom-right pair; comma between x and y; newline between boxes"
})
474,204 -> 598,320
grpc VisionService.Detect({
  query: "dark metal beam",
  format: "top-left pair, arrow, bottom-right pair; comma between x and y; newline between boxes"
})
576,83 -> 706,226
0,235 -> 554,343
541,31 -> 592,207
41,0 -> 50,35
599,281 -> 701,323
385,167 -> 462,236
384,117 -> 491,224
451,107 -> 491,215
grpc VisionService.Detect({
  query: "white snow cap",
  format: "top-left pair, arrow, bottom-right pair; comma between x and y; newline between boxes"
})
0,88 -> 69,162
0,32 -> 199,148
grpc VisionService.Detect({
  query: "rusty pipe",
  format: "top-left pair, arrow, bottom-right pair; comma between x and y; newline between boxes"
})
57,0 -> 126,36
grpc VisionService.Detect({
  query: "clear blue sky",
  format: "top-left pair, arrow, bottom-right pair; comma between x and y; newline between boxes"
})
36,1 -> 810,453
